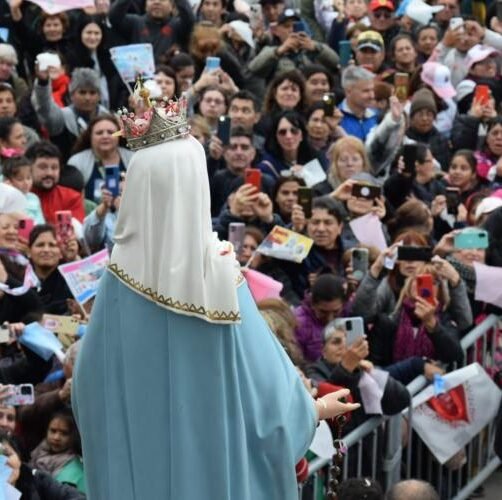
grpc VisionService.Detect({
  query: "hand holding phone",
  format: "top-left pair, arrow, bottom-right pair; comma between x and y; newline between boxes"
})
445,188 -> 460,216
394,73 -> 409,102
322,93 -> 335,117
2,384 -> 35,406
474,84 -> 490,106
402,144 -> 418,176
18,218 -> 35,241
351,183 -> 381,200
351,248 -> 369,281
105,165 -> 120,197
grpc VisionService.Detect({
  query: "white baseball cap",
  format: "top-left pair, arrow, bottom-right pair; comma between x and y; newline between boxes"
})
465,44 -> 499,70
229,20 -> 255,49
406,0 -> 444,26
475,197 -> 502,220
421,62 -> 456,100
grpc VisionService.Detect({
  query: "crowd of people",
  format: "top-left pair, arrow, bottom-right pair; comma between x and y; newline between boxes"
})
1,0 -> 502,497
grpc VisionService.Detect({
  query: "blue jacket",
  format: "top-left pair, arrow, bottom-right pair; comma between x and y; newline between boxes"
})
339,99 -> 378,141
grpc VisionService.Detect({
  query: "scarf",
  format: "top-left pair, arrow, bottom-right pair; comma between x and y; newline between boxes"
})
30,439 -> 77,476
447,256 -> 476,295
393,298 -> 436,362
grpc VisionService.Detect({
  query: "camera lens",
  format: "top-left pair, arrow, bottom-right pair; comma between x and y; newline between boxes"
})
20,386 -> 31,395
346,320 -> 352,330
361,187 -> 370,197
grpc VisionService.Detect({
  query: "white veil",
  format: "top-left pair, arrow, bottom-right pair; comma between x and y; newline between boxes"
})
109,135 -> 242,324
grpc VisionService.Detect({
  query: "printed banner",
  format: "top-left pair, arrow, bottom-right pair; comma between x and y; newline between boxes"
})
110,44 -> 155,83
25,0 -> 95,15
257,226 -> 313,263
407,363 -> 501,464
58,249 -> 109,304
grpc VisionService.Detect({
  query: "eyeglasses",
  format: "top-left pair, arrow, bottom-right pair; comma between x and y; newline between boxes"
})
373,11 -> 392,19
277,126 -> 301,137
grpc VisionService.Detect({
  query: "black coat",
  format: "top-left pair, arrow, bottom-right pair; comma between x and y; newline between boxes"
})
306,359 -> 410,433
406,127 -> 451,171
15,465 -> 85,500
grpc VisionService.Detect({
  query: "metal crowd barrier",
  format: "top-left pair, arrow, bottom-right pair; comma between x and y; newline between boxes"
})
299,314 -> 502,500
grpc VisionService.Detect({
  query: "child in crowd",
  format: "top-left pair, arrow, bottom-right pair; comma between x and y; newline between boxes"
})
2,156 -> 45,224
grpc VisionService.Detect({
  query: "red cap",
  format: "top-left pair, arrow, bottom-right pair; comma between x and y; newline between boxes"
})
368,0 -> 395,12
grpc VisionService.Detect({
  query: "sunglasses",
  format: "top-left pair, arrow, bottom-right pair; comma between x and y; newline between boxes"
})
277,126 -> 301,137
373,11 -> 392,19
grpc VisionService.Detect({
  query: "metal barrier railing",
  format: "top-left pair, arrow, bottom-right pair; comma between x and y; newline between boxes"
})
299,314 -> 501,500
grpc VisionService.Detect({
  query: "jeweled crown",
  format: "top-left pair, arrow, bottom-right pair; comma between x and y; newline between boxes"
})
116,78 -> 190,151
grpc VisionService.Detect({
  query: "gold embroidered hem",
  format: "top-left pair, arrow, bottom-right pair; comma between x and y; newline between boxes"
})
108,263 -> 243,324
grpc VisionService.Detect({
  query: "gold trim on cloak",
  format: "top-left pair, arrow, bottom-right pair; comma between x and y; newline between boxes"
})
108,263 -> 244,324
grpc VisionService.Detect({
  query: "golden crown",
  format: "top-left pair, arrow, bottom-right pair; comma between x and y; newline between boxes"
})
116,78 -> 190,151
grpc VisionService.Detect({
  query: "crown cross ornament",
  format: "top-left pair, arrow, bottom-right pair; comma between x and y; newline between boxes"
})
116,77 -> 190,151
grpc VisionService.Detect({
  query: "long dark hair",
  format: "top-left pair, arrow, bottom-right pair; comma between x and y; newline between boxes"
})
71,114 -> 123,156
263,70 -> 306,114
264,110 -> 316,165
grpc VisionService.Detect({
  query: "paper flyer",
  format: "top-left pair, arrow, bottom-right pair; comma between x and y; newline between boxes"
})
110,44 -> 155,83
257,226 -> 313,263
58,249 -> 109,304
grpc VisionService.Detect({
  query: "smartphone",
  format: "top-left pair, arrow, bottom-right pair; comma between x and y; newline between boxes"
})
394,72 -> 409,102
322,92 -> 335,117
293,21 -> 307,33
339,40 -> 352,67
217,115 -> 231,145
0,326 -> 10,344
249,3 -> 263,30
229,222 -> 246,255
474,84 -> 490,106
402,144 -> 417,176
449,17 -> 464,32
498,0 -> 502,22
3,384 -> 35,406
297,187 -> 313,219
351,183 -> 381,200
416,273 -> 435,305
335,317 -> 365,346
42,314 -> 80,336
397,246 -> 433,262
244,168 -> 262,191
351,248 -> 369,281
55,210 -> 73,243
105,165 -> 120,197
205,56 -> 220,72
445,187 -> 460,215
18,218 -> 35,241
454,228 -> 489,250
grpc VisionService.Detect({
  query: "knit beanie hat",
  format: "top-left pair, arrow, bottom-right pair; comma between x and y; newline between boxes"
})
69,67 -> 100,94
410,88 -> 437,117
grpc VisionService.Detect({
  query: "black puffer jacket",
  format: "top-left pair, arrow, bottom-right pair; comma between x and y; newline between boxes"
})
406,126 -> 451,171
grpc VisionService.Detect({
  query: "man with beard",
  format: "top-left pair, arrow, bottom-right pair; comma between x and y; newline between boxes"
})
26,141 -> 84,224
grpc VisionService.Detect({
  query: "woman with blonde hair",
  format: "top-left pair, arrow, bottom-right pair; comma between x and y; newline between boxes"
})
313,136 -> 372,196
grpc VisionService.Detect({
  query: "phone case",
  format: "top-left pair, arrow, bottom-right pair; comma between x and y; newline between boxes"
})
474,85 -> 490,106
217,116 -> 231,145
205,56 -> 220,72
229,223 -> 246,254
105,166 -> 120,197
351,183 -> 381,199
336,317 -> 365,345
55,210 -> 73,242
397,246 -> 433,262
352,249 -> 369,281
3,384 -> 35,406
297,187 -> 313,219
293,21 -> 306,33
339,41 -> 352,67
454,229 -> 489,250
244,168 -> 261,191
394,73 -> 409,102
416,274 -> 435,305
322,93 -> 335,116
18,218 -> 35,241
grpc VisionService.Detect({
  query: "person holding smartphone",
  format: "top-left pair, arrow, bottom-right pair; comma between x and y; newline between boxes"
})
384,143 -> 444,210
